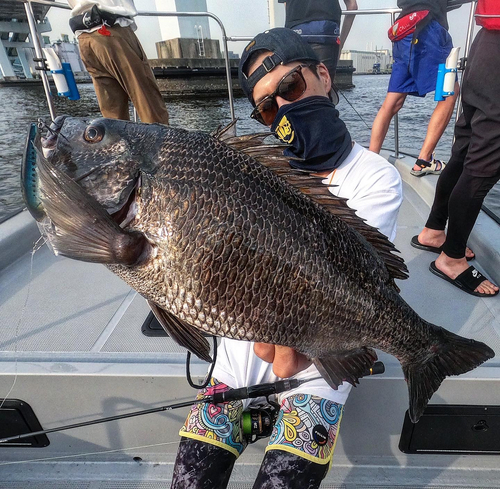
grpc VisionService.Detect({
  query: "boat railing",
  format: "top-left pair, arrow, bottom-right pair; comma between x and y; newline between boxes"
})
18,0 -> 478,159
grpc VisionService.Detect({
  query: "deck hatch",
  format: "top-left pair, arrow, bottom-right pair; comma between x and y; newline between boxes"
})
141,311 -> 210,338
141,311 -> 169,337
0,399 -> 50,448
399,405 -> 500,454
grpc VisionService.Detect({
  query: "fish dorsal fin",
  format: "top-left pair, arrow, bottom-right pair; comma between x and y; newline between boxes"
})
219,129 -> 409,285
147,300 -> 212,362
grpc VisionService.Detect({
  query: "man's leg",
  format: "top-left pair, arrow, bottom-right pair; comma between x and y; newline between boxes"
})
171,439 -> 237,489
433,170 -> 499,295
432,82 -> 500,294
412,82 -> 459,171
81,26 -> 169,124
369,92 -> 407,154
171,378 -> 247,489
253,449 -> 328,489
417,101 -> 472,253
309,42 -> 340,82
113,26 -> 170,124
253,394 -> 343,489
78,34 -> 131,120
91,76 -> 131,120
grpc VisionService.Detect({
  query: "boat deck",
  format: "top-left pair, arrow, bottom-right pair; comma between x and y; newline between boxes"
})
0,149 -> 499,486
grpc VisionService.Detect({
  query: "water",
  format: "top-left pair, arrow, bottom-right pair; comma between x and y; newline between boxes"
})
0,75 -> 498,223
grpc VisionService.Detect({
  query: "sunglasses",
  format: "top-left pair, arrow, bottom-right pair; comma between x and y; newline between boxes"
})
250,64 -> 310,126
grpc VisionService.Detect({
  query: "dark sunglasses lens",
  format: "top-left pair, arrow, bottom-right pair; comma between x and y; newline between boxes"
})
251,67 -> 307,126
278,70 -> 306,102
253,98 -> 278,126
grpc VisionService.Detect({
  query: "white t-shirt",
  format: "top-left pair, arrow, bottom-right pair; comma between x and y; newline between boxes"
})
212,143 -> 403,408
68,0 -> 137,36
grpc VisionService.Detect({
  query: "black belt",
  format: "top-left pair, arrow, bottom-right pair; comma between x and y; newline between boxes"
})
69,5 -> 131,33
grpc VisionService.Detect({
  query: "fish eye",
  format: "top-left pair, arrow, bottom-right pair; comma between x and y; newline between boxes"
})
84,124 -> 104,143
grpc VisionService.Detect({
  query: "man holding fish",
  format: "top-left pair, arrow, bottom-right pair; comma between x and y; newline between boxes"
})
171,28 -> 405,489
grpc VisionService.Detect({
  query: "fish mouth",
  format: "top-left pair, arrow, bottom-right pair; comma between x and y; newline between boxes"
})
38,115 -> 139,227
110,176 -> 140,228
41,115 -> 68,158
28,116 -> 140,231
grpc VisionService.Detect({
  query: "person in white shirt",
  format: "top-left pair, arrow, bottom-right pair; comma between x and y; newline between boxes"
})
170,28 -> 402,489
68,0 -> 169,124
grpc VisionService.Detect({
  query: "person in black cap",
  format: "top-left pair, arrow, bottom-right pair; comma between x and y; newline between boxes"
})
170,28 -> 403,489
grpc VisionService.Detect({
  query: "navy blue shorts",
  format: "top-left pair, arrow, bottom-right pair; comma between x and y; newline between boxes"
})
388,20 -> 453,97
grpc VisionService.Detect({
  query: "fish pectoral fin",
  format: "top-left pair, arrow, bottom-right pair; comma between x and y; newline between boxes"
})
36,149 -> 153,266
147,301 -> 212,363
313,348 -> 378,389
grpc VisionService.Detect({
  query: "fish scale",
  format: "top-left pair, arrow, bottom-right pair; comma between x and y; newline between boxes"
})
28,116 -> 495,423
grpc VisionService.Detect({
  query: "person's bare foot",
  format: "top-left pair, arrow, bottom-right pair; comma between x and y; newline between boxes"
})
435,253 -> 499,295
418,228 -> 475,260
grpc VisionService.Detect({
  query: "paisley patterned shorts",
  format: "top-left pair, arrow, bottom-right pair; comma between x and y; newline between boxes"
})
179,378 -> 247,458
267,393 -> 343,465
180,380 -> 343,465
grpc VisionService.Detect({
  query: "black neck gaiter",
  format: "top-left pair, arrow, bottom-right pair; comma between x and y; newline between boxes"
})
271,96 -> 352,172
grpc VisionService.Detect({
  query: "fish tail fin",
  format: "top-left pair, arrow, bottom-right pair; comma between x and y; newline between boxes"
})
37,150 -> 154,266
313,347 -> 378,389
403,326 -> 495,423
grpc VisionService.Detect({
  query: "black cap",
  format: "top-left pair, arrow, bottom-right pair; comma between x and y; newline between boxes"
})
239,28 -> 319,104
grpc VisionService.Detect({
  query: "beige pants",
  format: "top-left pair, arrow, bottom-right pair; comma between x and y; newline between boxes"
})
78,25 -> 169,124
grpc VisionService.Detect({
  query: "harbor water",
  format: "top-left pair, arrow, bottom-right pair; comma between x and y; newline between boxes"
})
0,74 -> 498,223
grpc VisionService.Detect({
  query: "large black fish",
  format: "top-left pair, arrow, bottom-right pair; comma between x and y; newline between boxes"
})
24,116 -> 494,423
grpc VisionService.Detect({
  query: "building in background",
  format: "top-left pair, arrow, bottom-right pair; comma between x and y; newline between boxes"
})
51,40 -> 87,75
341,48 -> 392,74
155,0 -> 211,51
0,0 -> 52,80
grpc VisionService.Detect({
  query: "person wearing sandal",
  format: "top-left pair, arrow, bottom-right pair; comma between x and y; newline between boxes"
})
411,2 -> 500,298
369,0 -> 459,176
410,155 -> 446,177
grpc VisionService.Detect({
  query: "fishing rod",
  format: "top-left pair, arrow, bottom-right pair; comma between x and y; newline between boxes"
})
0,362 -> 385,445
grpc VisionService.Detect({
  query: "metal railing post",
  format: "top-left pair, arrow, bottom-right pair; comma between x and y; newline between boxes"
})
137,10 -> 236,122
390,11 -> 401,159
24,0 -> 57,121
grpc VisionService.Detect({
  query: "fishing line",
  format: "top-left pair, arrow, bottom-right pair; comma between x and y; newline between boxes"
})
37,118 -> 69,142
0,239 -> 43,410
0,440 -> 181,466
333,82 -> 373,132
185,335 -> 218,389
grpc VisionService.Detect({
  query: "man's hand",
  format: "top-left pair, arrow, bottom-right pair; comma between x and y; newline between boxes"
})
254,343 -> 313,378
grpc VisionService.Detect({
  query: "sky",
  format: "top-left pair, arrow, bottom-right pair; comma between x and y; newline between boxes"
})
45,0 -> 479,60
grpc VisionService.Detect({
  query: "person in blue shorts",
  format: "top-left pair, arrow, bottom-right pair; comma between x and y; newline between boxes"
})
369,0 -> 460,177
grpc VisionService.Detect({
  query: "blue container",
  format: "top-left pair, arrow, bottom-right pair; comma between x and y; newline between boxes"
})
434,63 -> 456,102
61,62 -> 80,101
